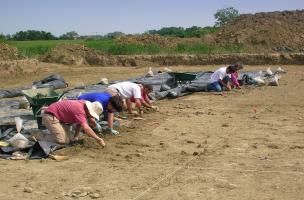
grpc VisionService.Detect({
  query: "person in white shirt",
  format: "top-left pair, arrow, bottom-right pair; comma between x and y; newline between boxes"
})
107,81 -> 152,115
207,65 -> 237,92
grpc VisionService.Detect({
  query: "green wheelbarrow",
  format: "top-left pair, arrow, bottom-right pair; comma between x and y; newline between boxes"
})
168,72 -> 197,85
22,88 -> 65,129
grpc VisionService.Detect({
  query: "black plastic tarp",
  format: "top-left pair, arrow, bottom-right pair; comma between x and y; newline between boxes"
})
0,69 -> 284,159
0,74 -> 68,99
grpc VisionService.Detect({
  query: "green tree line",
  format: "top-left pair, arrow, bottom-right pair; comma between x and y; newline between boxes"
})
0,7 -> 239,41
0,26 -> 219,41
147,26 -> 219,38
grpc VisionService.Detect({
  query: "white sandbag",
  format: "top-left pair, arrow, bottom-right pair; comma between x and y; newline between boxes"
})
266,67 -> 273,76
145,67 -> 154,77
15,117 -> 23,133
100,77 -> 109,85
253,76 -> 266,86
276,74 -> 282,80
74,82 -> 86,89
268,74 -> 279,86
8,133 -> 29,148
163,67 -> 173,72
8,117 -> 29,148
77,92 -> 82,98
276,66 -> 287,74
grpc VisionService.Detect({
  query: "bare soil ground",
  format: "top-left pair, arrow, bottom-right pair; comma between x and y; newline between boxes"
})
0,64 -> 303,200
214,10 -> 304,52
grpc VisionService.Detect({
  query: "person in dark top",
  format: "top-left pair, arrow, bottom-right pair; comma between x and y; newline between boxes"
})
78,92 -> 123,135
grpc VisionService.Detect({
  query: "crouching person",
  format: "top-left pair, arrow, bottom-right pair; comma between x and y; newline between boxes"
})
41,100 -> 106,147
130,84 -> 158,111
78,92 -> 124,135
107,81 -> 151,115
230,63 -> 244,89
207,65 -> 237,92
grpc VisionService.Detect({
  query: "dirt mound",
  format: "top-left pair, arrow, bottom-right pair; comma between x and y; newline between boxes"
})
214,10 -> 304,52
41,44 -> 108,65
116,34 -> 181,48
116,34 -> 204,48
0,59 -> 39,77
41,50 -> 304,66
0,43 -> 23,60
41,44 -> 156,66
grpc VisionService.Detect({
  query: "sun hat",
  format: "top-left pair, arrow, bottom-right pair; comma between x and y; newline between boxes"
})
85,101 -> 103,120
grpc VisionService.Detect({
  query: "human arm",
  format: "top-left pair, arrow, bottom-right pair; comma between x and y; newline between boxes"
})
130,85 -> 143,114
107,112 -> 114,129
126,98 -> 143,114
73,124 -> 82,141
126,98 -> 133,113
134,98 -> 143,115
219,79 -> 231,91
141,100 -> 152,108
73,118 -> 95,141
231,72 -> 241,89
81,123 -> 105,147
142,93 -> 152,108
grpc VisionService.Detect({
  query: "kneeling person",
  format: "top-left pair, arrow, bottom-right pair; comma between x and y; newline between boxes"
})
41,100 -> 105,146
78,92 -> 123,135
207,65 -> 237,92
130,84 -> 156,110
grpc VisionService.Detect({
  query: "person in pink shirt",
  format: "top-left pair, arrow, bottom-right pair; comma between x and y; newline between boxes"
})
130,84 -> 155,112
230,63 -> 244,89
40,100 -> 105,147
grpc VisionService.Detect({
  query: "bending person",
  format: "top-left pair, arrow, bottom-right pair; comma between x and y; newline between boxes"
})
207,65 -> 237,92
78,92 -> 123,135
230,63 -> 244,89
40,100 -> 105,147
107,81 -> 153,115
130,84 -> 156,109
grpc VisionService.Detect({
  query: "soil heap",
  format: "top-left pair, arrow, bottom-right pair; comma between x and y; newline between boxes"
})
0,43 -> 22,60
214,10 -> 304,52
116,34 -> 181,48
42,44 -> 107,65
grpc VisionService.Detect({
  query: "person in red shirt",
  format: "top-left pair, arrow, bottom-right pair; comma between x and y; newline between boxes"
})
130,84 -> 157,113
230,63 -> 244,89
40,100 -> 105,147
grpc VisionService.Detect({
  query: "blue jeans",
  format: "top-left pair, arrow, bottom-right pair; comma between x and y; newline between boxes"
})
207,81 -> 222,92
207,76 -> 230,92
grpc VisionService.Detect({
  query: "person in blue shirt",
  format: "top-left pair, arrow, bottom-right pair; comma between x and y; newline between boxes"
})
78,92 -> 123,135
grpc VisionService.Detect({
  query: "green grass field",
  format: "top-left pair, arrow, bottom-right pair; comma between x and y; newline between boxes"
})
5,39 -> 245,57
6,40 -> 84,57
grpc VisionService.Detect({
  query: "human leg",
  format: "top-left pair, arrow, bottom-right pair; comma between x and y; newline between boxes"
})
42,114 -> 70,144
126,98 -> 132,113
222,76 -> 232,90
207,82 -> 222,92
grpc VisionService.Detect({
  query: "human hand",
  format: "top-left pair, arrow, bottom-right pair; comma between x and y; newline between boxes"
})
132,110 -> 139,114
97,138 -> 106,147
128,110 -> 139,115
72,136 -> 80,142
151,105 -> 159,111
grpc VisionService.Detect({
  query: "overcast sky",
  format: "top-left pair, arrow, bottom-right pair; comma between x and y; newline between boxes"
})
1,0 -> 304,36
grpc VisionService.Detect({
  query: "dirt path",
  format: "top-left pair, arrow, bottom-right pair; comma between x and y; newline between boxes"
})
0,65 -> 303,200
